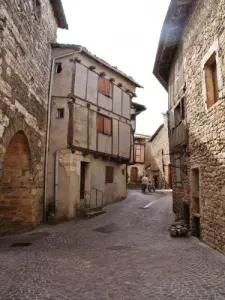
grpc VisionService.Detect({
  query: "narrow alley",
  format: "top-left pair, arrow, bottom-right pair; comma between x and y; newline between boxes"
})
1,191 -> 225,300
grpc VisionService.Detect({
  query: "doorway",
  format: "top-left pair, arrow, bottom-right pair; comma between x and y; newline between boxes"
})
131,167 -> 138,182
0,131 -> 33,233
80,162 -> 89,199
153,175 -> 159,189
183,204 -> 190,229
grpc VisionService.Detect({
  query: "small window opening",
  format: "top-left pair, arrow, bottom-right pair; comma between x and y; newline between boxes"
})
105,166 -> 114,183
56,108 -> 64,119
55,63 -> 62,74
204,53 -> 218,108
33,0 -> 41,20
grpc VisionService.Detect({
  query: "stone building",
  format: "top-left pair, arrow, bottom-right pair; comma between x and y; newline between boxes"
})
46,43 -> 143,220
127,133 -> 150,183
145,114 -> 171,189
0,1 -> 68,234
154,0 -> 225,253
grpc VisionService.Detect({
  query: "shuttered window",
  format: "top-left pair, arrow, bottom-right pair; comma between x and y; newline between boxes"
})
204,53 -> 218,108
98,78 -> 112,97
105,166 -> 114,183
97,114 -> 112,135
135,144 -> 144,163
175,158 -> 182,186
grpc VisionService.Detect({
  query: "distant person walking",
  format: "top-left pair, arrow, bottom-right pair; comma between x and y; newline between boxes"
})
141,175 -> 148,193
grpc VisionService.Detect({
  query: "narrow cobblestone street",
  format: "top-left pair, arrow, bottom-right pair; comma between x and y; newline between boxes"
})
1,190 -> 225,300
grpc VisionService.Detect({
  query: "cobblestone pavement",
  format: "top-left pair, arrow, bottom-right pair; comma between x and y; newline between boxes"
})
1,191 -> 225,299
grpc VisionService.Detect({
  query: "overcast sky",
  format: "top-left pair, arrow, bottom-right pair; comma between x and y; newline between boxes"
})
58,0 -> 170,136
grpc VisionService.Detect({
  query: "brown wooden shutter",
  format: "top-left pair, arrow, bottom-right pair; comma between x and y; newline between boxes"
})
98,78 -> 111,97
205,66 -> 214,108
97,115 -> 104,133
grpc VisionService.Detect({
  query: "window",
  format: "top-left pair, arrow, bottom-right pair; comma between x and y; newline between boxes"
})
55,62 -> 62,74
135,144 -> 144,163
173,98 -> 185,127
175,158 -> 182,186
56,108 -> 64,119
33,0 -> 41,20
105,166 -> 114,183
204,53 -> 218,108
97,114 -> 112,135
98,77 -> 112,97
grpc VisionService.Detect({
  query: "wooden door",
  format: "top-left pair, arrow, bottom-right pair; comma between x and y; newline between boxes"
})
80,162 -> 86,199
131,167 -> 138,182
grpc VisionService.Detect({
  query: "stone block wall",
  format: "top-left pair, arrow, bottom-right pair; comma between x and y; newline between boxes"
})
145,114 -> 170,189
169,0 -> 225,253
0,0 -> 58,233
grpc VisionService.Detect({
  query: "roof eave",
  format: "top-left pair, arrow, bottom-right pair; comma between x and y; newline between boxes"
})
50,0 -> 68,29
153,0 -> 194,90
51,43 -> 142,88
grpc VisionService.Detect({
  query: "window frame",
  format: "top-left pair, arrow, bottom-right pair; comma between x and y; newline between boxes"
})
55,62 -> 62,74
97,114 -> 112,136
56,108 -> 64,119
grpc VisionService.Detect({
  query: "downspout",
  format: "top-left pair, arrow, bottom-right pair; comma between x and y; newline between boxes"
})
43,47 -> 83,221
54,150 -> 59,210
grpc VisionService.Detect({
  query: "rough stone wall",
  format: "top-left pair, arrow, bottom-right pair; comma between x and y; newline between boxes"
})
0,0 -> 58,233
169,0 -> 225,253
145,115 -> 170,189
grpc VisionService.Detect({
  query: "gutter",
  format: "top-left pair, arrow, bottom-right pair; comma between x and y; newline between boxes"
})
43,47 -> 83,221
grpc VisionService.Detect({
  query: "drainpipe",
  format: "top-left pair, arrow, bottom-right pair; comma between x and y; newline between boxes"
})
54,150 -> 59,210
43,47 -> 83,221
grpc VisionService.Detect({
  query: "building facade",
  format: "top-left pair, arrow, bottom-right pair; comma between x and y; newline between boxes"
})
154,0 -> 225,253
128,133 -> 150,183
0,0 -> 67,234
145,114 -> 171,189
47,44 -> 142,220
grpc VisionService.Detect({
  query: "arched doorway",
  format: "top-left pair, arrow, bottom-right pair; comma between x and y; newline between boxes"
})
0,131 -> 33,234
131,167 -> 138,182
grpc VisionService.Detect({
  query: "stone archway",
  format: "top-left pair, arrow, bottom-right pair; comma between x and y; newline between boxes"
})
0,131 -> 34,234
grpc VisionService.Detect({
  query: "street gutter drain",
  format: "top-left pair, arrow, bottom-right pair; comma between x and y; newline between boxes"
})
93,223 -> 118,233
11,242 -> 32,247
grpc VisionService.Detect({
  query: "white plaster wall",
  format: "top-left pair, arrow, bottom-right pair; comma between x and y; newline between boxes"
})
119,122 -> 131,158
122,92 -> 131,119
74,63 -> 87,99
112,119 -> 119,155
98,134 -> 112,154
87,70 -> 98,104
73,105 -> 88,148
113,85 -> 122,115
48,151 -> 127,219
88,109 -> 97,151
98,93 -> 113,111
52,56 -> 73,97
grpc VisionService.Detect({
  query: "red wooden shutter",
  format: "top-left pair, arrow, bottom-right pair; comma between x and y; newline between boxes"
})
97,115 -> 104,133
98,78 -> 111,97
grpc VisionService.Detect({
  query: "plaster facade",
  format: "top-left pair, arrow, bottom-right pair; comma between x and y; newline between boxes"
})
47,46 -> 140,220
